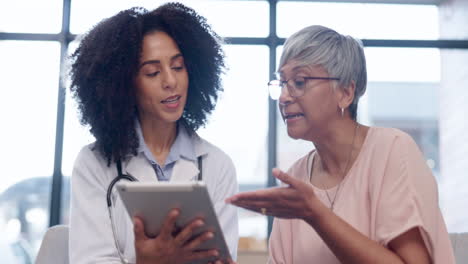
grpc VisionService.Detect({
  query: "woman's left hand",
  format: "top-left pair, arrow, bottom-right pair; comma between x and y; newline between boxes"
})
226,168 -> 320,220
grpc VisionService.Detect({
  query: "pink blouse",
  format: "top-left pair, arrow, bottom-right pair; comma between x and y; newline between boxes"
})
268,127 -> 455,264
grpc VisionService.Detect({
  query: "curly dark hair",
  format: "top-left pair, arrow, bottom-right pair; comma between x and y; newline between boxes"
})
69,3 -> 225,165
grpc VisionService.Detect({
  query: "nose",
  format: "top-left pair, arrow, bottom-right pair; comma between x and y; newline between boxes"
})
278,84 -> 293,106
161,68 -> 177,90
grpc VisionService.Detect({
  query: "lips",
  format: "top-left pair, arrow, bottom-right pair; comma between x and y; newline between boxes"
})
161,95 -> 181,104
283,112 -> 304,120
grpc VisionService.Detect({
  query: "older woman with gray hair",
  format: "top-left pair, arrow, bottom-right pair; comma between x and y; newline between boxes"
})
227,25 -> 455,263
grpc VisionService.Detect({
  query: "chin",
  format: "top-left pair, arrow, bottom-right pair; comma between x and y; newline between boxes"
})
170,114 -> 184,123
161,112 -> 184,124
286,127 -> 306,140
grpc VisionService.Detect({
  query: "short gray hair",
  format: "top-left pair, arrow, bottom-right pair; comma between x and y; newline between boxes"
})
279,25 -> 367,120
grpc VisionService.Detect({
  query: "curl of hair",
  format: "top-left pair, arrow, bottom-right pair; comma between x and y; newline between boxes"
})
69,3 -> 225,165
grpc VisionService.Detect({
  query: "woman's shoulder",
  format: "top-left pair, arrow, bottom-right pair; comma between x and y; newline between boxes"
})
368,126 -> 412,141
192,135 -> 237,184
71,142 -> 116,189
359,126 -> 424,173
74,142 -> 107,167
364,126 -> 431,186
366,126 -> 418,151
192,134 -> 234,165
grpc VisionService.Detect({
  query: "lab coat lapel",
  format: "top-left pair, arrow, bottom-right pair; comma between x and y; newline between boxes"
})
124,154 -> 158,182
171,158 -> 199,182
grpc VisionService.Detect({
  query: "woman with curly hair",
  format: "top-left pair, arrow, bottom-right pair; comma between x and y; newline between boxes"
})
68,3 -> 237,264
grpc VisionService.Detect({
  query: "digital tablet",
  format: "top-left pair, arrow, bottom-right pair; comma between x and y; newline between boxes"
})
116,181 -> 231,263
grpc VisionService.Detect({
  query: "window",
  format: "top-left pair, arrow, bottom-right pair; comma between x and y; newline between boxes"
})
0,0 -> 63,33
365,47 -> 441,177
198,45 -> 270,250
0,40 -> 61,262
277,2 -> 438,40
70,0 -> 269,37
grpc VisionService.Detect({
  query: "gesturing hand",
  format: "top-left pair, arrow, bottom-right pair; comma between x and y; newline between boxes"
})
226,168 -> 320,220
134,209 -> 219,264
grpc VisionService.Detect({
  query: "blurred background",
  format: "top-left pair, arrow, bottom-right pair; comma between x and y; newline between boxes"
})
1,0 -> 467,262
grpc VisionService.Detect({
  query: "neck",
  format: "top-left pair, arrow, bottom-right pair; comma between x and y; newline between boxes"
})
313,120 -> 360,177
139,117 -> 177,162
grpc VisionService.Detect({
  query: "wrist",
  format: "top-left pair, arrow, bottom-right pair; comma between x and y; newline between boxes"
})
303,196 -> 329,227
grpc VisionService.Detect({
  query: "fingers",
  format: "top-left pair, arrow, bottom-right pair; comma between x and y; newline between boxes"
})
173,219 -> 204,246
159,209 -> 180,240
228,198 -> 267,214
184,230 -> 215,250
225,196 -> 234,203
272,168 -> 293,185
133,216 -> 148,242
272,168 -> 305,191
227,189 -> 277,203
231,200 -> 270,212
187,248 -> 219,262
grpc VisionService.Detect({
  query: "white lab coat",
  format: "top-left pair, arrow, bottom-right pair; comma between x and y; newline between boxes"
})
69,135 -> 238,263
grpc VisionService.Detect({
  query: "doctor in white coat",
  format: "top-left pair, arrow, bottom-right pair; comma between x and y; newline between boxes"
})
68,4 -> 238,264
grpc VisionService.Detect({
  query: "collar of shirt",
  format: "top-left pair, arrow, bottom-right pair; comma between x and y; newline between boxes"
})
135,121 -> 197,168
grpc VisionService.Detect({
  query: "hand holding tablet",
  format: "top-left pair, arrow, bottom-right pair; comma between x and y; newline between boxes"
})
116,182 -> 232,264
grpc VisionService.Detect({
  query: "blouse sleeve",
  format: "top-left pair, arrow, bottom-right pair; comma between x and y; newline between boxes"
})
373,131 -> 451,262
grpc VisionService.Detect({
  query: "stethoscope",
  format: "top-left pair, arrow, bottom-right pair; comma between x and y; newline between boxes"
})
106,157 -> 203,264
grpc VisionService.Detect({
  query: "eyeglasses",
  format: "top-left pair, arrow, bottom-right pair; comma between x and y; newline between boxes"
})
268,76 -> 340,100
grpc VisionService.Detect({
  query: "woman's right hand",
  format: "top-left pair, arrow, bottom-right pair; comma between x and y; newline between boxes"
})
134,209 -> 220,264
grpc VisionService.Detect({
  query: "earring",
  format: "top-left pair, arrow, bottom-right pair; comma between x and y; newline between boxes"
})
341,107 -> 344,117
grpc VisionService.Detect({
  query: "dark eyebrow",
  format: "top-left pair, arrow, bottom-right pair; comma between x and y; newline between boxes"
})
139,53 -> 184,69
